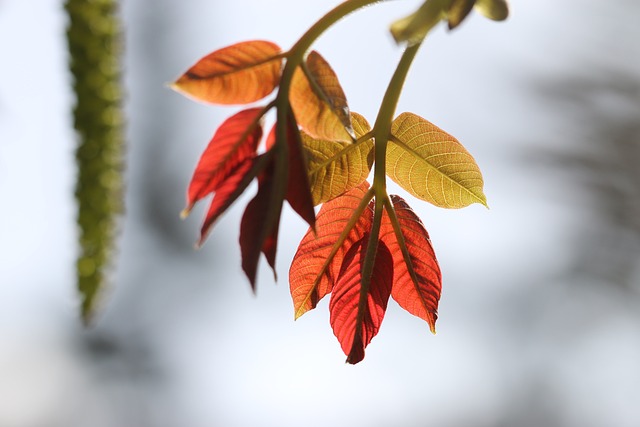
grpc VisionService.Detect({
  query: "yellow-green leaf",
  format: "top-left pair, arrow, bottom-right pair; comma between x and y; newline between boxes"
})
302,112 -> 373,205
447,0 -> 475,29
171,40 -> 283,105
389,0 -> 447,45
387,112 -> 487,208
474,0 -> 509,21
289,51 -> 353,143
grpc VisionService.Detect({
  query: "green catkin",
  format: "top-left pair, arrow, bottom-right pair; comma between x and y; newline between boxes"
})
65,0 -> 125,323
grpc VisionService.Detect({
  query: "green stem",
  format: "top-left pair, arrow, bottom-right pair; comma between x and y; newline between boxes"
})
371,41 -> 423,193
353,41 -> 423,344
266,0 -> 397,276
276,0 -> 397,143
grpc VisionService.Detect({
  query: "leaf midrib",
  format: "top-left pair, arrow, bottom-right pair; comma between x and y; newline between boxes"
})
388,135 -> 486,205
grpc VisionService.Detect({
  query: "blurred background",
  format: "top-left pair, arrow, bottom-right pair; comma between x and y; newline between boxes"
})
1,0 -> 639,426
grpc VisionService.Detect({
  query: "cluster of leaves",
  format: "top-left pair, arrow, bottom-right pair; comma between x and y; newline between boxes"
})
172,0 -> 505,363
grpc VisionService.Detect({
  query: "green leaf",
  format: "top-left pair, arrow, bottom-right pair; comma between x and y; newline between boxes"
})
389,0 -> 447,45
447,0 -> 475,29
474,0 -> 509,21
387,112 -> 487,208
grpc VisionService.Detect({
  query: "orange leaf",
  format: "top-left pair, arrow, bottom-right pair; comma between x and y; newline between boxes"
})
172,40 -> 283,105
380,195 -> 442,332
330,236 -> 394,364
289,51 -> 353,142
289,183 -> 372,319
184,108 -> 264,213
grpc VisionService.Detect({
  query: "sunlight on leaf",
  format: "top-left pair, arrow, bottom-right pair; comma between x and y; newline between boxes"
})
198,157 -> 258,245
387,112 -> 487,208
381,195 -> 441,333
289,51 -> 353,142
330,236 -> 394,364
172,40 -> 282,105
302,112 -> 374,205
183,108 -> 263,215
290,183 -> 372,319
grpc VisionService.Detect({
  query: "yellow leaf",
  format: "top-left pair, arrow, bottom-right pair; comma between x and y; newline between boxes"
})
302,112 -> 373,205
171,40 -> 283,105
290,51 -> 353,143
474,0 -> 509,21
387,112 -> 487,208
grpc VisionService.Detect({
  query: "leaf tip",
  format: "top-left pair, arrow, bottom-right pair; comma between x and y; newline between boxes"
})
293,306 -> 307,321
168,81 -> 183,94
478,193 -> 489,209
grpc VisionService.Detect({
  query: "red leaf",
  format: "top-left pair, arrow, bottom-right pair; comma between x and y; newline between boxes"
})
264,119 -> 316,229
198,154 -> 271,245
289,182 -> 372,319
284,113 -> 316,229
239,164 -> 282,288
184,108 -> 264,214
330,236 -> 394,364
172,40 -> 283,105
380,195 -> 442,332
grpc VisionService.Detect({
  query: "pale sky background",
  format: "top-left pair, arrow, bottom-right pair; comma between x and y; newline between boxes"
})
1,1 -> 640,426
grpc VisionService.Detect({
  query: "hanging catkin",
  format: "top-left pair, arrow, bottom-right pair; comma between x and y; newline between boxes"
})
65,0 -> 125,323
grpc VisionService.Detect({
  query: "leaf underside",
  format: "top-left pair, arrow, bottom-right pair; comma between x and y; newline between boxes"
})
289,50 -> 353,142
330,235 -> 394,364
172,40 -> 282,105
289,183 -> 372,319
387,112 -> 487,208
302,112 -> 374,205
240,159 -> 280,288
381,195 -> 441,332
185,108 -> 264,212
